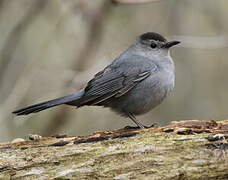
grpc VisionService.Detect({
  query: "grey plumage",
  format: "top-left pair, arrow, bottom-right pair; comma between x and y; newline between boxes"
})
13,32 -> 180,128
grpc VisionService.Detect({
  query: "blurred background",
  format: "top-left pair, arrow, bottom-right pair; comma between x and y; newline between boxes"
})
0,0 -> 228,141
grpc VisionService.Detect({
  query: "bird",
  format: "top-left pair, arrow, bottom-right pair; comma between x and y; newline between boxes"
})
13,32 -> 180,128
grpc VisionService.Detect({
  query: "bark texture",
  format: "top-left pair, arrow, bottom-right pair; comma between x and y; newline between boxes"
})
0,120 -> 228,180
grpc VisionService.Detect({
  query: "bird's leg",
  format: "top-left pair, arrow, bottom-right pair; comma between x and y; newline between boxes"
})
126,113 -> 145,129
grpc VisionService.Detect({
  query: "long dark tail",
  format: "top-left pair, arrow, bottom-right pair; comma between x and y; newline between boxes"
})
12,90 -> 85,116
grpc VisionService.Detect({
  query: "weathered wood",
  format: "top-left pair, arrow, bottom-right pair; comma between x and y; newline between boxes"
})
0,120 -> 227,180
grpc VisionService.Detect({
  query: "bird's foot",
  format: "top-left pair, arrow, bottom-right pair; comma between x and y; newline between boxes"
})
124,126 -> 141,130
124,123 -> 157,130
146,123 -> 157,128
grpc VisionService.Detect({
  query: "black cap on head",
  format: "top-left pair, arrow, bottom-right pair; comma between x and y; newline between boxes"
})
140,32 -> 167,42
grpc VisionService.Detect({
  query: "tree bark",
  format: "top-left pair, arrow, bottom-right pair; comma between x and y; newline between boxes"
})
0,120 -> 227,180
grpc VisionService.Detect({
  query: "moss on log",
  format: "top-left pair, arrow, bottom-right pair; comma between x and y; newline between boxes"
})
0,120 -> 227,179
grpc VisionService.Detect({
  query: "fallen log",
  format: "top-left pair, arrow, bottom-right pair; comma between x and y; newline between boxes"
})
0,120 -> 227,179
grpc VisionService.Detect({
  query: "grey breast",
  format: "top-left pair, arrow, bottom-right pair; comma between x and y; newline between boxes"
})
111,57 -> 174,115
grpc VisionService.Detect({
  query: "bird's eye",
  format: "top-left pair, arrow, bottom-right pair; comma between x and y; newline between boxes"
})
150,43 -> 157,49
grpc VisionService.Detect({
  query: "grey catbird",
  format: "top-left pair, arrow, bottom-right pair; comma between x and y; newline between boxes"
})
13,32 -> 180,128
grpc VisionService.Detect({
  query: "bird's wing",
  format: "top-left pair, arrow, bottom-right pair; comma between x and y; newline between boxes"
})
77,59 -> 158,106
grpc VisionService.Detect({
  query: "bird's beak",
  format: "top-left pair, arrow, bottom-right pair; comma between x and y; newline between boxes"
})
162,41 -> 180,48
